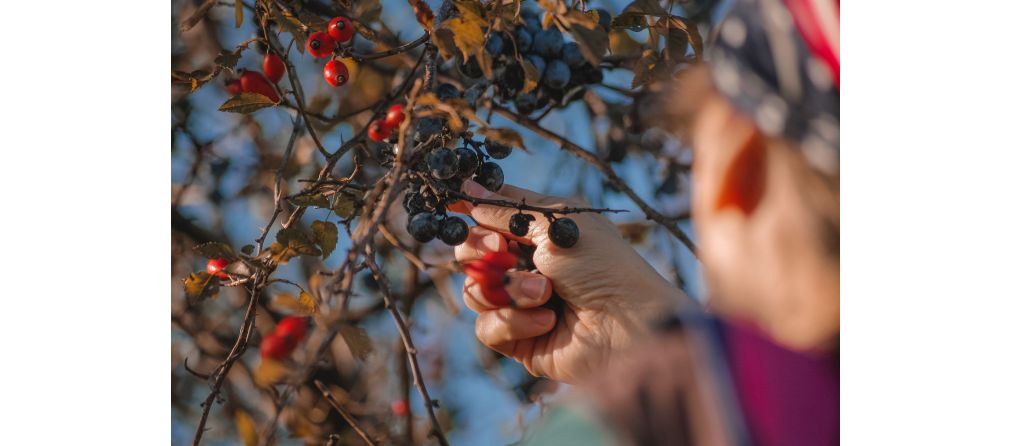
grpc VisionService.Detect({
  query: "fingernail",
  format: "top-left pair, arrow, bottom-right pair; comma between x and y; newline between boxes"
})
519,275 -> 548,300
463,179 -> 495,199
531,309 -> 554,325
481,232 -> 503,252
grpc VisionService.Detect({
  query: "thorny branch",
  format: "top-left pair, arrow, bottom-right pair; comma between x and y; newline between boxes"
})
313,380 -> 379,446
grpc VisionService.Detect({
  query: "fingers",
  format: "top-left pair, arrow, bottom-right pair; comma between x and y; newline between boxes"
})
454,226 -> 506,262
462,271 -> 553,311
475,307 -> 556,348
460,180 -> 568,243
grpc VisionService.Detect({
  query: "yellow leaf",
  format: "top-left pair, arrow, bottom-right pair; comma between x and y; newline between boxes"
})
477,127 -> 527,151
219,93 -> 278,114
254,358 -> 290,387
234,0 -> 243,28
273,292 -> 318,316
310,220 -> 338,259
339,325 -> 374,361
235,410 -> 258,446
183,272 -> 219,303
331,191 -> 361,218
442,17 -> 484,63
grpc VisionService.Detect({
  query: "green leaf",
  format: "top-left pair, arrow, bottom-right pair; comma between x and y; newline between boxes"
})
215,50 -> 240,69
339,325 -> 374,361
272,291 -> 318,315
289,193 -> 330,208
269,227 -> 322,263
219,93 -> 277,114
193,242 -> 236,260
271,7 -> 307,53
183,271 -> 220,303
310,220 -> 339,259
331,191 -> 361,218
478,127 -> 527,151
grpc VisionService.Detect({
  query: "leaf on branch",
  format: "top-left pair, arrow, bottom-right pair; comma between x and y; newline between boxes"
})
219,93 -> 278,113
235,410 -> 258,446
612,14 -> 649,31
254,358 -> 290,387
339,325 -> 374,361
567,23 -> 609,67
658,16 -> 704,59
272,291 -> 318,315
520,59 -> 540,93
183,271 -> 220,303
331,191 -> 361,219
478,127 -> 527,151
234,0 -> 243,28
310,220 -> 338,259
193,242 -> 237,259
270,227 -> 322,263
416,93 -> 468,132
408,0 -> 435,30
297,9 -> 329,33
271,7 -> 307,53
222,260 -> 253,280
620,0 -> 668,17
179,0 -> 218,32
610,30 -> 645,59
289,193 -> 330,208
241,244 -> 255,255
215,49 -> 241,69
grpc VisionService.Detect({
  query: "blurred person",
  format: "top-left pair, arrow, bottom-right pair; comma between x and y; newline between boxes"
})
454,0 -> 839,444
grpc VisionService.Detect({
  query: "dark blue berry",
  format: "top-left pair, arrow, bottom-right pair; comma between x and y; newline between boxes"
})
509,213 -> 535,237
474,162 -> 504,192
548,217 -> 579,248
438,216 -> 469,246
533,28 -> 563,58
515,28 -> 533,53
485,141 -> 512,159
407,212 -> 440,242
516,93 -> 537,114
485,32 -> 505,57
415,117 -> 444,142
526,55 -> 546,80
544,60 -> 571,90
428,148 -> 459,180
458,56 -> 482,78
594,9 -> 612,32
561,42 -> 584,67
403,191 -> 425,215
455,147 -> 480,178
436,83 -> 461,101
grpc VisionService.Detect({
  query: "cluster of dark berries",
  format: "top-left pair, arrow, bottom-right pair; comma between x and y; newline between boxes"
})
306,17 -> 355,86
402,127 -> 514,245
458,8 -> 610,114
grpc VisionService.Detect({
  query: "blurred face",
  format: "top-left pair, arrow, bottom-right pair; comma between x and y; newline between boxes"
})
690,92 -> 839,352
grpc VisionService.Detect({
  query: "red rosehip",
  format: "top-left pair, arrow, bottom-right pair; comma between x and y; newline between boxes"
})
262,52 -> 286,83
206,258 -> 230,279
260,333 -> 296,360
306,31 -> 335,58
463,251 -> 518,307
368,120 -> 392,142
225,79 -> 242,96
239,70 -> 280,103
384,104 -> 405,129
323,59 -> 350,87
391,399 -> 409,417
275,316 -> 309,343
327,17 -> 355,43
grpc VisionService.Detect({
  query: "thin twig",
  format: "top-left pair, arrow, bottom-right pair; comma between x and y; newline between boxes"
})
313,380 -> 378,446
491,104 -> 697,255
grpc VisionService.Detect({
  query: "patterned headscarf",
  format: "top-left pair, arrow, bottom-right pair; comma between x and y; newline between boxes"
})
710,0 -> 840,175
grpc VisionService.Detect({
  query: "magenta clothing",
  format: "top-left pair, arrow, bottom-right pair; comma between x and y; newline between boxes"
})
721,322 -> 840,446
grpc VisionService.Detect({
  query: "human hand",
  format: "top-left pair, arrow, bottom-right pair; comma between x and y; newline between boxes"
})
454,180 -> 684,383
